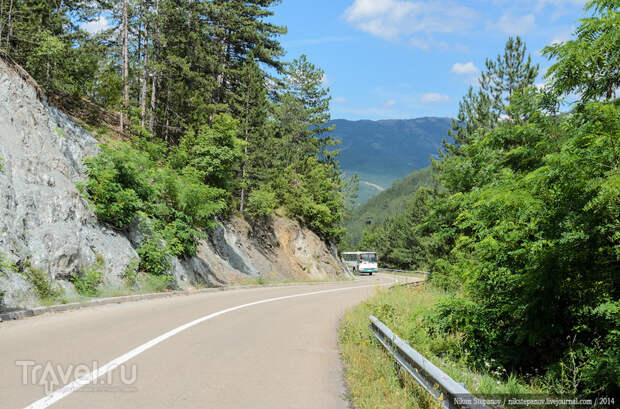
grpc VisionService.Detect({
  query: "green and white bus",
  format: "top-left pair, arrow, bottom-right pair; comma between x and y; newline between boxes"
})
342,252 -> 378,275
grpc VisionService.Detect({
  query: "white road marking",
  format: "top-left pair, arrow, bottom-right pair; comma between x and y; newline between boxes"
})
24,279 -> 396,409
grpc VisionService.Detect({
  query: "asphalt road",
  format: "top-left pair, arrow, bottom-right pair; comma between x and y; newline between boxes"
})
1,274 -> 418,409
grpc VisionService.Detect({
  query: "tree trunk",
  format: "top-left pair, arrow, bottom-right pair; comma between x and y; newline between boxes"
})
0,0 -> 5,46
5,0 -> 13,52
148,0 -> 159,132
164,76 -> 170,142
121,0 -> 129,133
140,14 -> 149,128
239,70 -> 252,215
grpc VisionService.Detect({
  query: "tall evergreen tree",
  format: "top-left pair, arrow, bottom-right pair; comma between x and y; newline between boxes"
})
446,36 -> 539,153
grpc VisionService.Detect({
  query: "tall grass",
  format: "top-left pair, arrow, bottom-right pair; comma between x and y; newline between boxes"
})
339,285 -> 547,409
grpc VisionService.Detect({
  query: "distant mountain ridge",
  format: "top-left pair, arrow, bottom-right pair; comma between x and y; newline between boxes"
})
344,166 -> 436,246
329,117 -> 451,204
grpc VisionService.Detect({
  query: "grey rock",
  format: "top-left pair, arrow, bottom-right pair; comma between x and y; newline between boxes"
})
0,56 -> 136,308
208,223 -> 258,276
0,271 -> 38,310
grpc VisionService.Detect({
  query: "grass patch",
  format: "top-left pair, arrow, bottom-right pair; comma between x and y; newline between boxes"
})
18,262 -> 61,302
340,284 -> 547,409
137,274 -> 175,293
378,270 -> 428,281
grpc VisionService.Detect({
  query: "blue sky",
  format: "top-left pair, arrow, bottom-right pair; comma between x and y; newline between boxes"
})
269,0 -> 588,121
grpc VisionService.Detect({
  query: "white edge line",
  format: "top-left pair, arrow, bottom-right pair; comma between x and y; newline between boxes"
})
24,278 -> 398,409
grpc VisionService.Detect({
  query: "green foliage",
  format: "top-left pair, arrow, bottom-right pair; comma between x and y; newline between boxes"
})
0,252 -> 16,277
72,264 -> 104,298
82,144 -> 153,228
123,258 -> 140,289
139,274 -> 174,293
19,263 -> 60,301
356,29 -> 619,395
178,115 -> 242,189
345,167 -> 435,247
543,0 -> 619,102
246,188 -> 277,218
136,236 -> 171,276
276,157 -> 345,241
82,140 -> 227,266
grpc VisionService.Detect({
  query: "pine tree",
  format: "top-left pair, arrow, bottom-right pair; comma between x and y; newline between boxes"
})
447,36 -> 539,151
480,36 -> 539,119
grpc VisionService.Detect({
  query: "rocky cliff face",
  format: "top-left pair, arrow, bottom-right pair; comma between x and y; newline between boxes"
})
0,54 -> 344,310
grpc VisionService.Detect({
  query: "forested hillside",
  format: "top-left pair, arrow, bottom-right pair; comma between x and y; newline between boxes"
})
0,0 -> 353,277
330,117 -> 450,204
361,1 -> 619,396
343,166 -> 436,246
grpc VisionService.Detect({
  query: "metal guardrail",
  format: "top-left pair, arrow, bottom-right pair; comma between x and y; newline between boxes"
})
381,268 -> 430,275
369,315 -> 490,409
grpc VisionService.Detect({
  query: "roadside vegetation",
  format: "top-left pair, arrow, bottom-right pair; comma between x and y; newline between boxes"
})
349,1 -> 619,401
340,285 -> 553,409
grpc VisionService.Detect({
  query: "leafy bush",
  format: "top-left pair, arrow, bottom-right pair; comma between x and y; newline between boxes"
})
20,263 -> 60,301
82,141 -> 227,266
246,188 -> 277,218
277,158 -> 345,241
136,236 -> 171,275
177,114 -> 242,189
81,143 -> 154,228
71,255 -> 105,297
123,258 -> 140,288
72,267 -> 103,297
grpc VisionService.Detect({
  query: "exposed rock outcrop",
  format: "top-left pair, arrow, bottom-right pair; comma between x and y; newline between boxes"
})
0,53 -> 137,308
0,54 -> 344,310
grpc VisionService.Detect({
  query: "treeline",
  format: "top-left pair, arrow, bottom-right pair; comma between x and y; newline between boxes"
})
362,1 -> 618,395
343,166 -> 436,248
0,0 -> 353,272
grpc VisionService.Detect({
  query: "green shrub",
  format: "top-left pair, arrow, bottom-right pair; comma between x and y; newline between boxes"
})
137,236 -> 171,275
72,266 -> 104,297
81,143 -> 153,228
123,258 -> 140,288
20,263 -> 60,301
140,274 -> 174,293
81,141 -> 227,261
0,253 -> 13,277
247,188 -> 277,218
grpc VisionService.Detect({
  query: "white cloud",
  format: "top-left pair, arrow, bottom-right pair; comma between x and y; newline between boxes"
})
419,93 -> 450,103
409,37 -> 431,51
409,37 -> 469,53
381,99 -> 396,108
344,0 -> 479,40
495,14 -> 536,35
81,16 -> 110,34
321,73 -> 330,87
451,62 -> 479,75
333,97 -> 348,104
535,0 -> 586,11
550,26 -> 574,45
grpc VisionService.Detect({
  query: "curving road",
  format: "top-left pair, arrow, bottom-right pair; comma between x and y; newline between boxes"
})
0,274 -> 419,409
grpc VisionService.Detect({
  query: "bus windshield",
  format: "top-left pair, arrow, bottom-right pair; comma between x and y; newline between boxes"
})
361,253 -> 377,263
